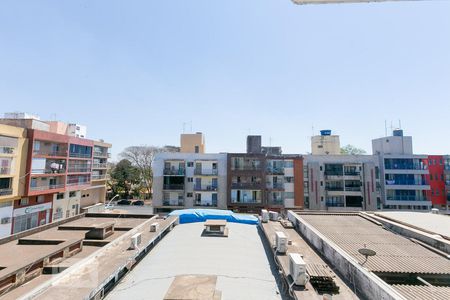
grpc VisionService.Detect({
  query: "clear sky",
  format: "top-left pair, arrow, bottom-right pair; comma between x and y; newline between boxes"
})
1,0 -> 449,160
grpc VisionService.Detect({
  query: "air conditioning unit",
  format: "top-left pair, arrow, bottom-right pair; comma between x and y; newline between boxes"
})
261,209 -> 269,223
289,253 -> 310,286
431,208 -> 439,214
130,233 -> 142,250
275,231 -> 287,254
150,222 -> 160,232
269,211 -> 279,221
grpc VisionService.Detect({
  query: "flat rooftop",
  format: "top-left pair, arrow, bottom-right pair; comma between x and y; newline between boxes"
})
374,211 -> 450,240
107,222 -> 282,300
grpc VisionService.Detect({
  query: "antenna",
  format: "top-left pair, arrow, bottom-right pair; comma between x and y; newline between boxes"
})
384,120 -> 387,137
311,124 -> 314,137
182,122 -> 186,133
190,121 -> 193,133
398,120 -> 402,129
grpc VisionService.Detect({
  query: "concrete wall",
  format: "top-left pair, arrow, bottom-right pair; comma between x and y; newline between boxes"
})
0,201 -> 13,238
372,135 -> 413,155
180,133 -> 205,153
52,191 -> 81,222
81,186 -> 105,208
311,135 -> 340,155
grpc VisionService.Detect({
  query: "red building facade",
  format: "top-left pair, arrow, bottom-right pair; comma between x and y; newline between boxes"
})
425,155 -> 446,209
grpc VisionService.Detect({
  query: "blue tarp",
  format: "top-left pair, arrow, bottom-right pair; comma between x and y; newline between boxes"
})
168,209 -> 259,225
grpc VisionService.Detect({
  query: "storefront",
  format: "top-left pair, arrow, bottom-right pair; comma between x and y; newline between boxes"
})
12,202 -> 52,234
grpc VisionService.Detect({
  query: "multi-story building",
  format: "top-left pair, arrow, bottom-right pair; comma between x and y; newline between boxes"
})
373,130 -> 432,210
303,155 -> 380,211
0,113 -> 111,234
180,132 -> 205,153
445,156 -> 450,210
227,136 -> 304,213
152,152 -> 227,213
425,155 -> 447,210
0,124 -> 28,238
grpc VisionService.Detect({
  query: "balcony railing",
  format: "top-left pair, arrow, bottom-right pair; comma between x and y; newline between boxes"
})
345,186 -> 362,192
0,188 -> 12,196
385,180 -> 428,186
231,165 -> 262,171
0,167 -> 11,175
30,184 -> 65,191
194,200 -> 218,207
162,200 -> 184,206
69,152 -> 92,159
325,187 -> 344,191
34,150 -> 67,157
266,167 -> 284,175
0,147 -> 15,155
31,168 -> 66,175
92,174 -> 107,180
387,196 -> 430,201
163,184 -> 184,190
93,163 -> 108,169
194,185 -> 218,191
231,182 -> 263,189
385,164 -> 427,170
266,182 -> 284,190
164,168 -> 185,176
344,172 -> 361,176
68,166 -> 91,173
66,181 -> 90,186
268,199 -> 284,205
194,169 -> 218,176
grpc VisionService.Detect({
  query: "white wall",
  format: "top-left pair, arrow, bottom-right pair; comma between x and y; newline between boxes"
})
0,201 -> 13,238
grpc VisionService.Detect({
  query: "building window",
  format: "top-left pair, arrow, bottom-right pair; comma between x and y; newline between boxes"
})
56,193 -> 65,200
187,177 -> 193,183
69,191 -> 77,198
187,192 -> 193,198
195,146 -> 199,153
187,162 -> 194,167
285,176 -> 294,183
33,141 -> 40,152
37,195 -> 45,203
19,198 -> 28,206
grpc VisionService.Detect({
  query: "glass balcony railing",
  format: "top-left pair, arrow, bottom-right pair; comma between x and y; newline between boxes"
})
387,196 -> 430,201
164,168 -> 185,176
30,184 -> 65,191
194,200 -> 218,207
194,185 -> 218,191
266,167 -> 284,175
266,182 -> 284,190
92,174 -> 107,180
345,186 -> 362,192
69,152 -> 92,159
34,150 -> 67,157
162,199 -> 184,206
325,187 -> 344,191
163,184 -> 184,190
194,169 -> 218,176
385,164 -> 427,170
92,163 -> 108,169
31,168 -> 66,175
385,180 -> 428,186
68,166 -> 92,173
0,188 -> 13,196
66,180 -> 90,186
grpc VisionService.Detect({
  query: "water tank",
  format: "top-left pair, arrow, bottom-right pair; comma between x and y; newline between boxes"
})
393,129 -> 404,137
320,130 -> 332,136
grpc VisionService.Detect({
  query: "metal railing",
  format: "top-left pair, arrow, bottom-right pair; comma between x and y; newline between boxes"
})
66,181 -> 90,186
231,182 -> 263,189
31,168 -> 66,174
231,165 -> 262,171
92,174 -> 107,180
385,164 -> 428,170
385,180 -> 428,186
0,147 -> 15,155
387,196 -> 430,201
163,184 -> 185,190
34,150 -> 67,157
30,184 -> 65,191
162,200 -> 184,206
345,186 -> 362,192
164,168 -> 185,176
325,187 -> 344,191
69,152 -> 92,159
344,172 -> 361,176
0,188 -> 12,196
194,169 -> 218,176
194,200 -> 218,207
266,167 -> 284,175
92,163 -> 108,169
194,185 -> 218,191
267,182 -> 284,190
68,167 -> 91,173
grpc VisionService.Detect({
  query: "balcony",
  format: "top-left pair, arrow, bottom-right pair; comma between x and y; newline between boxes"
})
162,199 -> 184,206
66,181 -> 90,187
164,168 -> 185,176
325,187 -> 344,191
194,185 -> 218,191
344,186 -> 361,192
34,150 -> 67,157
0,188 -> 12,196
194,200 -> 218,207
92,163 -> 108,169
0,147 -> 14,155
31,168 -> 66,175
194,169 -> 218,176
344,171 -> 361,176
68,166 -> 92,173
266,182 -> 284,190
93,151 -> 110,158
30,183 -> 65,192
163,184 -> 184,190
385,164 -> 427,171
69,152 -> 92,159
266,167 -> 284,175
0,167 -> 11,175
387,195 -> 430,201
92,174 -> 107,180
385,179 -> 428,186
231,182 -> 263,189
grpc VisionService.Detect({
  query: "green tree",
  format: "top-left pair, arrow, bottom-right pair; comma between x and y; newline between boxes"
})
108,159 -> 140,199
340,144 -> 367,155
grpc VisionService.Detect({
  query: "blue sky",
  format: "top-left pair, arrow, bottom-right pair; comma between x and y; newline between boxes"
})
1,0 -> 449,159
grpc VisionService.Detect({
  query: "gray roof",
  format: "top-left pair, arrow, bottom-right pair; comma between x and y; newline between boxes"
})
393,285 -> 450,300
107,222 -> 282,300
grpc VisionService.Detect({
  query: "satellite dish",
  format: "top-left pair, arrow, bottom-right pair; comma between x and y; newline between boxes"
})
358,246 -> 376,266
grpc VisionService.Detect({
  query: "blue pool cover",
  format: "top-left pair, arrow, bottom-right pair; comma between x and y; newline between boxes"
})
168,209 -> 259,225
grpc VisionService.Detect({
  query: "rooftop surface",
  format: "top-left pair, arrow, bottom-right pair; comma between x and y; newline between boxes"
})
374,211 -> 450,240
107,222 -> 282,300
298,213 -> 450,275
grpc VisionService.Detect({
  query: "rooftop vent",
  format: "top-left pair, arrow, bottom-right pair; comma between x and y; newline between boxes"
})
202,220 -> 228,237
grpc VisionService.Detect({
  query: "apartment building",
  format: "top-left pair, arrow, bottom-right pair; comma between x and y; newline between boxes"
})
227,136 -> 304,213
303,155 -> 380,211
0,124 -> 28,238
152,152 -> 227,213
0,113 -> 111,234
445,156 -> 450,210
426,155 -> 447,210
373,130 -> 432,210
